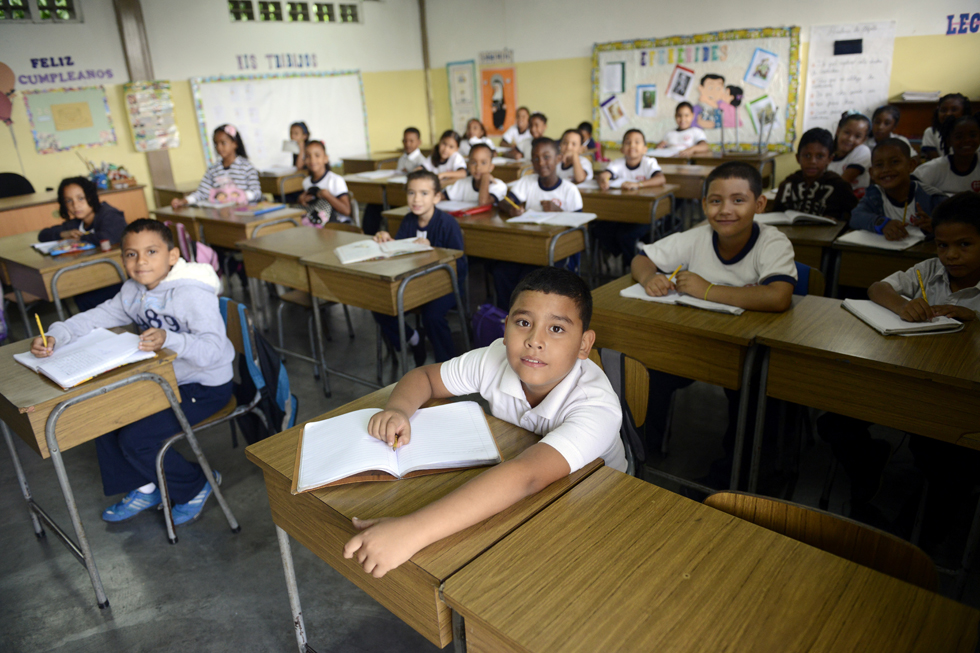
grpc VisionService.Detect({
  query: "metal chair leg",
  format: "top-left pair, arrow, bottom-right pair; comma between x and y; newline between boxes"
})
376,322 -> 384,386
14,289 -> 33,338
307,315 -> 320,380
343,304 -> 355,339
3,422 -> 45,538
276,526 -> 309,653
277,301 -> 288,361
311,296 -> 332,398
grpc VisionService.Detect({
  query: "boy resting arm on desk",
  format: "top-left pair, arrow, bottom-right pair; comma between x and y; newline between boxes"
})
344,268 -> 625,578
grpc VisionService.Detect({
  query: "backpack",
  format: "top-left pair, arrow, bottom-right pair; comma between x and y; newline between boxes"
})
471,303 -> 507,348
171,221 -> 221,275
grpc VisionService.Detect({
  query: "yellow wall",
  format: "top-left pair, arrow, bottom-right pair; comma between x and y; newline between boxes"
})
362,69 -> 433,152
166,81 -> 207,189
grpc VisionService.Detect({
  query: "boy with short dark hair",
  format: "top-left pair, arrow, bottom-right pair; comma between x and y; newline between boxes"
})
442,142 -> 508,206
511,112 -> 548,160
396,127 -> 425,174
774,128 -> 857,220
344,267 -> 625,577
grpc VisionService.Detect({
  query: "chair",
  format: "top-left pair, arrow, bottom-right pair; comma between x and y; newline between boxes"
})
0,172 -> 35,199
154,299 -> 274,544
705,491 -> 938,591
588,348 -> 648,477
793,261 -> 826,297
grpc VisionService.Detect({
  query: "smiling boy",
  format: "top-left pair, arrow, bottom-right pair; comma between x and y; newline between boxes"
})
773,128 -> 857,220
344,267 -> 625,578
442,143 -> 508,206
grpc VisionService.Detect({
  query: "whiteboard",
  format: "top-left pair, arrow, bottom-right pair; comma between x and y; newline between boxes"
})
191,71 -> 369,172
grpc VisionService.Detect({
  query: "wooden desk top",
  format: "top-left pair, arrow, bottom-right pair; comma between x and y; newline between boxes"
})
578,183 -> 678,202
833,235 -> 937,259
772,220 -> 848,247
299,229 -> 462,282
343,151 -> 403,163
0,185 -> 146,213
756,295 -> 980,391
0,231 -> 122,273
258,168 -> 302,179
151,205 -> 304,226
658,163 -> 714,177
236,225 -> 335,260
154,182 -> 199,194
443,467 -> 980,653
693,150 -> 781,164
382,205 -> 581,237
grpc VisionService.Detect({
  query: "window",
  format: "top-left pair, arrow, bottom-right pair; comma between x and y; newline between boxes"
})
36,0 -> 77,20
228,0 -> 254,21
0,0 -> 30,20
258,1 -> 282,21
312,2 -> 333,22
338,2 -> 357,23
286,1 -> 308,21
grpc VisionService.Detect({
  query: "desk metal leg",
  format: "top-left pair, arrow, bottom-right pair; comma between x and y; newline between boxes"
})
3,422 -> 45,537
747,347 -> 771,493
452,610 -> 467,653
14,288 -> 33,338
395,264 -> 470,378
276,526 -> 309,653
830,250 -> 842,299
311,296 -> 333,398
729,344 -> 758,491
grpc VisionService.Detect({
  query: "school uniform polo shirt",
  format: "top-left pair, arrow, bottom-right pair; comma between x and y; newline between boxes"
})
828,144 -> 872,190
502,124 -> 532,146
421,151 -> 467,175
663,127 -> 708,150
440,339 -> 627,473
604,156 -> 663,182
882,258 -> 980,317
444,176 -> 508,203
459,137 -> 497,157
302,170 -> 351,223
555,156 -> 595,184
396,148 -> 426,174
641,222 -> 797,287
913,155 -> 980,195
508,174 -> 583,212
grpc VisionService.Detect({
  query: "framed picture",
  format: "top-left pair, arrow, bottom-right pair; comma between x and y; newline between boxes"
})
743,48 -> 778,90
666,65 -> 695,102
447,60 -> 478,136
747,94 -> 778,134
481,67 -> 516,136
600,95 -> 628,130
636,84 -> 657,118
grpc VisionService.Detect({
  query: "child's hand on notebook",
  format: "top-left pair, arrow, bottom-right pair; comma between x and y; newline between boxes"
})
899,297 -> 933,323
910,202 -> 932,233
540,200 -> 561,213
621,181 -> 641,191
367,409 -> 412,448
674,271 -> 709,299
344,515 -> 423,578
30,336 -> 56,357
138,328 -> 166,352
374,231 -> 393,243
882,220 -> 909,241
415,237 -> 430,247
643,274 -> 676,297
930,304 -> 975,322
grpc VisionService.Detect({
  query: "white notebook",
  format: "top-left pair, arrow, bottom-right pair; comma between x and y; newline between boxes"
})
647,147 -> 683,158
436,200 -> 479,213
842,299 -> 964,336
576,178 -> 625,190
14,328 -> 156,390
291,401 -> 502,493
491,157 -> 512,165
507,211 -> 597,228
836,226 -> 925,251
387,174 -> 408,184
756,211 -> 837,226
619,282 -> 745,315
31,241 -> 62,255
351,169 -> 397,180
334,238 -> 433,265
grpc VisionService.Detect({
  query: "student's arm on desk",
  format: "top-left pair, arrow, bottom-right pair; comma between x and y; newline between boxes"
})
868,280 -> 976,322
694,279 -> 794,312
631,254 -> 675,296
46,291 -> 132,348
678,141 -> 711,156
622,172 -> 666,191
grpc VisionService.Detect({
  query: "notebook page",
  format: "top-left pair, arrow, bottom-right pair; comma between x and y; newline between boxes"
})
395,402 -> 501,476
842,299 -> 961,334
14,327 -> 119,373
378,239 -> 433,256
352,169 -> 397,180
296,408 -> 397,491
334,240 -> 384,264
619,282 -> 682,305
436,200 -> 479,212
31,241 -> 62,255
541,212 -> 597,228
648,147 -> 682,157
388,175 -> 408,184
836,226 -> 925,251
676,296 -> 745,315
36,331 -> 154,389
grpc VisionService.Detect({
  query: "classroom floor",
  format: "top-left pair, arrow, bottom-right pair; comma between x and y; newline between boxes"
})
1,262 -> 977,652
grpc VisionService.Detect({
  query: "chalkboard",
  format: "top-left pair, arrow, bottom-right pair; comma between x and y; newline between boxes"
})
191,71 -> 369,172
592,27 -> 801,153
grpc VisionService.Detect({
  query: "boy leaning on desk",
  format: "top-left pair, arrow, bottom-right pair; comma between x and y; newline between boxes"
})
344,267 -> 625,578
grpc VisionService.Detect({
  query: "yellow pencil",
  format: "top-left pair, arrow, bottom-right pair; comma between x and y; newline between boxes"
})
392,435 -> 399,451
916,269 -> 928,305
502,195 -> 522,212
667,264 -> 683,282
902,201 -> 908,226
35,314 -> 47,348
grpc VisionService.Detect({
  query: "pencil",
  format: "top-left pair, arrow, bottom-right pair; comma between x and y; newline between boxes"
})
916,269 -> 928,305
392,435 -> 399,451
502,195 -> 522,212
667,264 -> 683,282
902,201 -> 908,226
35,314 -> 47,348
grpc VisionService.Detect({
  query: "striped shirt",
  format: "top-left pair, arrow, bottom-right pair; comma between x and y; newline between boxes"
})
187,156 -> 262,204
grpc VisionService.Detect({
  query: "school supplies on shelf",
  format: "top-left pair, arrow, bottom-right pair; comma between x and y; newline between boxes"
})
619,282 -> 745,315
291,401 -> 502,493
755,211 -> 837,226
333,238 -> 433,265
14,328 -> 156,390
842,299 -> 963,336
506,211 -> 597,228
835,226 -> 926,251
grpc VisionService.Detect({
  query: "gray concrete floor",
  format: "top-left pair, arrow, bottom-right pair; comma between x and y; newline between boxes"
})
1,263 -> 977,652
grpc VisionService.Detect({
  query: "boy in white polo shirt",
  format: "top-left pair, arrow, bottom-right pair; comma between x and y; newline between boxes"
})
396,127 -> 426,174
344,267 -> 625,578
631,161 -> 796,489
443,143 -> 508,205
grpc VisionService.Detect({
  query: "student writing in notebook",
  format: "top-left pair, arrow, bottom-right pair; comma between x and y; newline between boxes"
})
344,268 -> 625,577
30,220 -> 234,527
630,162 -> 796,486
442,143 -> 508,206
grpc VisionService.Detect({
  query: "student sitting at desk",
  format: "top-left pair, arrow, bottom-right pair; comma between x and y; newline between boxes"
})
920,94 -> 971,161
828,111 -> 872,193
578,121 -> 600,159
819,192 -> 980,529
458,118 -> 497,158
555,129 -> 594,185
171,124 -> 261,209
396,127 -> 426,174
850,139 -> 947,240
31,219 -> 235,527
421,130 -> 467,184
500,106 -> 532,150
773,128 -> 857,221
912,115 -> 980,196
372,170 -> 467,364
508,112 -> 548,161
631,162 -> 796,482
443,143 -> 508,206
39,176 -> 128,311
656,102 -> 710,156
864,106 -> 911,153
344,267 -> 625,577
298,140 -> 352,226
287,121 -> 310,170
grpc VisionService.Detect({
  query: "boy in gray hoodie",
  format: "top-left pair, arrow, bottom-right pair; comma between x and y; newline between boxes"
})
31,219 -> 235,526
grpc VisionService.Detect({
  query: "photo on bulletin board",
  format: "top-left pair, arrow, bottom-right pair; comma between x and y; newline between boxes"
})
666,66 -> 695,102
22,86 -> 116,154
743,48 -> 778,90
600,95 -> 628,130
480,67 -> 515,137
636,84 -> 658,118
602,62 -> 625,94
447,60 -> 477,136
747,94 -> 778,134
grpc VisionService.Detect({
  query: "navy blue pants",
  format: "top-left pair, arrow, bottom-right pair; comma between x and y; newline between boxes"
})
592,222 -> 649,260
74,283 -> 123,313
374,292 -> 458,363
96,381 -> 233,505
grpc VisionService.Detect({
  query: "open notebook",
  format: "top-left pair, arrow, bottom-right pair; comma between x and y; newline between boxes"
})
14,328 -> 156,390
576,178 -> 625,190
619,282 -> 745,315
334,238 -> 433,265
756,211 -> 837,226
842,299 -> 964,336
291,401 -> 502,493
507,211 -> 597,228
836,226 -> 925,251
351,169 -> 397,180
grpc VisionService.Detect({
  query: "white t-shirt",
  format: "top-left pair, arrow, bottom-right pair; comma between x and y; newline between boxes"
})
396,148 -> 426,174
459,137 -> 497,157
663,126 -> 708,150
444,176 -> 508,203
603,156 -> 663,182
555,156 -> 594,184
921,127 -> 941,154
516,138 -> 537,160
828,144 -> 871,190
440,339 -> 626,474
502,124 -> 532,146
302,170 -> 351,222
421,151 -> 466,175
912,155 -> 980,195
508,175 -> 583,212
865,134 -> 912,153
641,222 -> 797,288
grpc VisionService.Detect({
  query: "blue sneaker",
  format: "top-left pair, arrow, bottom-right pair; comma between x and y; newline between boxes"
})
171,471 -> 221,526
102,488 -> 162,523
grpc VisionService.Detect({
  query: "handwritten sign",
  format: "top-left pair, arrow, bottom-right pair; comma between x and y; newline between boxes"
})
802,21 -> 896,135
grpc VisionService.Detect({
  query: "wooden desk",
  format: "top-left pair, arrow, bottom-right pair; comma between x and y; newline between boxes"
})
259,169 -> 305,201
150,205 -> 304,249
658,163 -> 713,200
579,184 -> 677,236
382,205 -> 587,267
343,174 -> 408,210
491,160 -> 530,183
342,151 -> 403,175
771,220 -> 847,279
693,150 -> 780,188
832,238 -> 936,294
0,186 -> 148,239
153,182 -> 198,208
244,386 -> 603,650
443,466 -> 980,653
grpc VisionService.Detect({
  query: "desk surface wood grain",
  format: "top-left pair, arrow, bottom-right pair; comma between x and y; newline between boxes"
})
299,228 -> 462,282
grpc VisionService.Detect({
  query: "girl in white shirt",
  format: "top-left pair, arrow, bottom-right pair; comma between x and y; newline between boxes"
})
556,129 -> 594,184
865,106 -> 911,153
827,112 -> 872,191
921,94 -> 971,161
500,106 -> 532,149
299,140 -> 352,225
913,115 -> 980,196
421,130 -> 467,183
459,119 -> 497,157
658,102 -> 710,156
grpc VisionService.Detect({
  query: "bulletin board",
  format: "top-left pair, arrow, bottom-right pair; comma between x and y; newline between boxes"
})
191,71 -> 369,172
592,27 -> 801,153
447,60 -> 478,136
22,86 -> 117,154
125,80 -> 179,152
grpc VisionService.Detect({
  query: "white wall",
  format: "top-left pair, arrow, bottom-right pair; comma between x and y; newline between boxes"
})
0,0 -> 129,88
425,0 -> 968,67
142,0 -> 425,80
